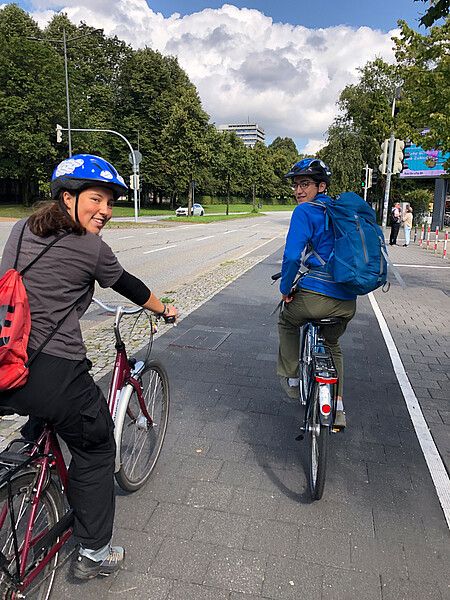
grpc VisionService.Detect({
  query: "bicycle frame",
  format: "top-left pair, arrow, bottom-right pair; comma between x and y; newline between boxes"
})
301,323 -> 338,433
93,300 -> 155,474
0,428 -> 73,596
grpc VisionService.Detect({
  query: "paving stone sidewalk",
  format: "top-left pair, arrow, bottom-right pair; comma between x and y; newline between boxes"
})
372,235 -> 450,473
47,242 -> 449,600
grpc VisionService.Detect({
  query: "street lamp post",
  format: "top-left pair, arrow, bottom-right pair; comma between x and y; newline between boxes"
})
57,126 -> 139,222
28,28 -> 103,156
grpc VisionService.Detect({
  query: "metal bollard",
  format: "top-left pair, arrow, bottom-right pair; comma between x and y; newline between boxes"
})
426,225 -> 431,249
414,225 -> 417,243
444,232 -> 448,259
420,224 -> 424,247
434,227 -> 439,253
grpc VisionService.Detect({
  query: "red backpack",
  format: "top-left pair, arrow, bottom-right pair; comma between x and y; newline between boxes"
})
0,223 -> 71,392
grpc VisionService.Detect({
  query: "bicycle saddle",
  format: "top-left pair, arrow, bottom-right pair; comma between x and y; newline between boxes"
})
308,317 -> 344,327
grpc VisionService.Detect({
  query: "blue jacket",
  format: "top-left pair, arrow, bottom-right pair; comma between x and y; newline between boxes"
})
280,194 -> 356,301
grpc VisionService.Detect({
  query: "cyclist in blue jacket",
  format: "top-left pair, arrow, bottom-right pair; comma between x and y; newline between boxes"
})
278,158 -> 356,428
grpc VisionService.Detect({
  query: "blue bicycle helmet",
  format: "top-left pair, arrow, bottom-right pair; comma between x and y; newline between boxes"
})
51,154 -> 127,200
284,158 -> 331,187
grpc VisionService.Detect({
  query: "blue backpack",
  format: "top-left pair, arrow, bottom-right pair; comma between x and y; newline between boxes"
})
310,193 -> 388,295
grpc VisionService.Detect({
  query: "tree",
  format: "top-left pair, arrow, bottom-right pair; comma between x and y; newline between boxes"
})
414,0 -> 450,27
394,19 -> 450,171
161,86 -> 211,212
404,188 -> 434,219
0,4 -> 65,203
214,132 -> 249,214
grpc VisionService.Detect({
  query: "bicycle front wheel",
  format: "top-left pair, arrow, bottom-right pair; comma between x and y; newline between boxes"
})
308,384 -> 329,501
0,472 -> 64,600
115,360 -> 170,492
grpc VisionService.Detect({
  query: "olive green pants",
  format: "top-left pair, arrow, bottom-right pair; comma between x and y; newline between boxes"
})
277,290 -> 356,398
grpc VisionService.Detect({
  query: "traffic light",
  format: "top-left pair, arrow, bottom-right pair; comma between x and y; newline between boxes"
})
392,139 -> 405,173
129,175 -> 134,189
371,169 -> 378,187
367,168 -> 373,189
403,142 -> 411,171
379,139 -> 389,174
360,169 -> 366,188
129,174 -> 140,190
56,124 -> 63,143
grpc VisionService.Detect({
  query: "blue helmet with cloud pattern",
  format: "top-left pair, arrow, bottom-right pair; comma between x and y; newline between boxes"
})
51,154 -> 128,200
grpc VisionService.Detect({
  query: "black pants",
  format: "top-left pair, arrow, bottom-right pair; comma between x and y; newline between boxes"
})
0,352 -> 116,550
390,222 -> 400,245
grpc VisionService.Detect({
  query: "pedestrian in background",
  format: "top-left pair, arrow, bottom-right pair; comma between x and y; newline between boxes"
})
389,202 -> 402,246
402,205 -> 413,247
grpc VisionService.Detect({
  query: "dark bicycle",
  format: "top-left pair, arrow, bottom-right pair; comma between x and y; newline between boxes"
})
272,272 -> 341,500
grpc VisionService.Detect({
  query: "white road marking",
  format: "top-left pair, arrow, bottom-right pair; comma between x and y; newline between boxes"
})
118,236 -> 134,240
369,292 -> 450,529
145,231 -> 159,235
392,264 -> 450,269
238,235 -> 282,259
223,229 -> 240,234
143,245 -> 177,254
195,236 -> 215,241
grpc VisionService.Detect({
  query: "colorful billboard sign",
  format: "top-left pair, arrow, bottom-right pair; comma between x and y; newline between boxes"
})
399,143 -> 449,178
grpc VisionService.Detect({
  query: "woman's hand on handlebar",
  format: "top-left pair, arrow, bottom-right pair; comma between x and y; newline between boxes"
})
163,304 -> 178,324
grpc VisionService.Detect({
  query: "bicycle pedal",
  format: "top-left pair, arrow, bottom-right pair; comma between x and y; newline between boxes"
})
332,425 -> 345,433
295,428 -> 305,441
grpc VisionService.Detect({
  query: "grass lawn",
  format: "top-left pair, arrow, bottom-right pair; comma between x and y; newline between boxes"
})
163,212 -> 263,223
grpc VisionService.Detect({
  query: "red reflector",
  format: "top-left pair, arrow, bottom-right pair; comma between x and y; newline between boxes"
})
316,377 -> 338,384
321,405 -> 331,414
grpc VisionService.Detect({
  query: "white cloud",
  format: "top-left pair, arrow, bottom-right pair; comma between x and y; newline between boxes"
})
27,1 -> 399,152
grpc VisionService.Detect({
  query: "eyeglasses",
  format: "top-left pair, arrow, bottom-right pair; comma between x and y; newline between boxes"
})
291,181 -> 318,190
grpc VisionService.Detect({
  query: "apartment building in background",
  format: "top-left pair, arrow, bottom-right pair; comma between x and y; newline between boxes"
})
217,123 -> 265,148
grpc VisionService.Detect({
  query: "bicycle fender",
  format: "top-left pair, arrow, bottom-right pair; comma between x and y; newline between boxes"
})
318,384 -> 332,426
113,384 -> 134,473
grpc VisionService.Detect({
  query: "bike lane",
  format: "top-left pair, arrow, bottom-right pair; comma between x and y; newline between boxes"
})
50,241 -> 450,599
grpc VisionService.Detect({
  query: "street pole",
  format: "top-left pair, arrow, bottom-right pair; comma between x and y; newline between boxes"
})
62,30 -> 72,156
382,134 -> 395,232
28,28 -> 102,157
60,126 -> 139,222
363,164 -> 368,203
382,86 -> 402,232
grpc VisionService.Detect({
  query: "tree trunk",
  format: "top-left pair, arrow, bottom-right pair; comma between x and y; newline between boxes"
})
188,176 -> 193,218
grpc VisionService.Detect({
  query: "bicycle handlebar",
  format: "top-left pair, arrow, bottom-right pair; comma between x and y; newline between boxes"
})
92,297 -> 143,315
92,297 -> 176,324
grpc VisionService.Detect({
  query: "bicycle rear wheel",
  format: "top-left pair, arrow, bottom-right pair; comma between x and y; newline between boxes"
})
0,472 -> 64,600
300,324 -> 314,404
308,384 -> 329,500
115,360 -> 170,492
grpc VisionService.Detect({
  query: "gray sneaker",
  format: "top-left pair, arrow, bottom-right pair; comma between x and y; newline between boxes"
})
280,377 -> 299,399
334,410 -> 346,429
73,546 -> 125,580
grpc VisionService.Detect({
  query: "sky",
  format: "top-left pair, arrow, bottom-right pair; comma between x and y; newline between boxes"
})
3,1 -> 428,153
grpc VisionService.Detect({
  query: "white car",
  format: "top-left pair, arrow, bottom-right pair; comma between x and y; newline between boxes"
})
175,203 -> 205,217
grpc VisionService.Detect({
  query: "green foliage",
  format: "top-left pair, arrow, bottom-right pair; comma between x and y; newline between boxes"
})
404,188 -> 434,217
394,19 -> 450,171
414,0 -> 450,27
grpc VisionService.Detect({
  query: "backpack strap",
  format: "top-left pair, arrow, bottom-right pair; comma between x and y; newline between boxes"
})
25,289 -> 90,368
13,221 -> 84,366
18,226 -> 72,276
381,247 -> 407,289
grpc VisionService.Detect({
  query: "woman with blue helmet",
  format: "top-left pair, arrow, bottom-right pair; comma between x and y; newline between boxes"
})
0,154 -> 177,579
277,158 -> 356,428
